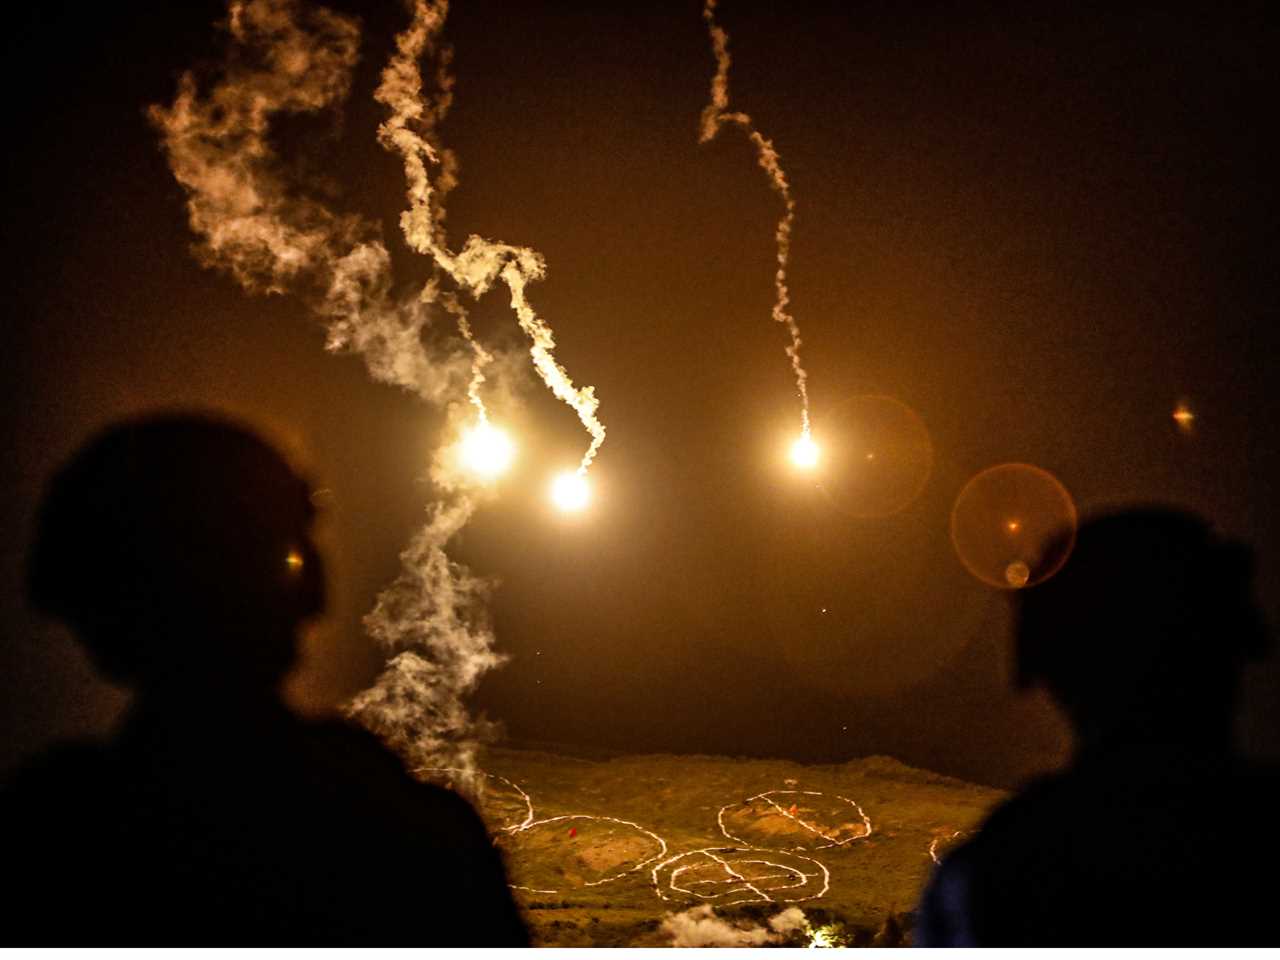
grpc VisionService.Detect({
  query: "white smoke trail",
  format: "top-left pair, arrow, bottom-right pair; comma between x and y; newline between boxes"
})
377,0 -> 605,472
149,0 -> 604,786
699,0 -> 811,437
344,494 -> 503,796
149,0 -> 473,405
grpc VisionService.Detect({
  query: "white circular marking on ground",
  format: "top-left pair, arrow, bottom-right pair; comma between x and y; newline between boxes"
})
718,789 -> 873,851
652,847 -> 830,905
503,814 -> 670,895
928,830 -> 969,864
415,766 -> 536,832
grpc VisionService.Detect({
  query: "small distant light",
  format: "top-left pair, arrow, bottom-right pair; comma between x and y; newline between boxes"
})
285,550 -> 304,572
1006,520 -> 1021,534
1172,404 -> 1195,432
820,607 -> 828,614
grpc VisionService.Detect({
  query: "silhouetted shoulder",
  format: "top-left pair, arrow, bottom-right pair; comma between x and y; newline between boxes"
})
295,719 -> 530,946
1,741 -> 124,944
1,724 -> 529,947
0,739 -> 122,834
916,775 -> 1067,947
301,719 -> 506,848
922,763 -> 1280,946
2,739 -> 110,792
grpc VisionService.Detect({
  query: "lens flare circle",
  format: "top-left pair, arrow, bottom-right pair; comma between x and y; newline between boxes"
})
816,395 -> 933,518
458,420 -> 515,479
950,463 -> 1077,589
789,434 -> 820,469
550,471 -> 590,512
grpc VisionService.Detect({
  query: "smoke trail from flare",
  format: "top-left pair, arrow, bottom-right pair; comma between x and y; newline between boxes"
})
378,0 -> 605,472
699,0 -> 811,437
150,0 -> 471,406
345,495 -> 502,793
148,0 -> 603,789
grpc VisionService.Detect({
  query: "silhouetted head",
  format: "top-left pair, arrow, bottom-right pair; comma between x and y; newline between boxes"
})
1014,507 -> 1268,749
27,413 -> 325,696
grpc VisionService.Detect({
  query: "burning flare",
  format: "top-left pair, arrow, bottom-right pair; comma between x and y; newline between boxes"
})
789,433 -> 820,470
377,0 -> 606,475
458,417 -> 515,480
148,0 -> 610,787
550,471 -> 591,512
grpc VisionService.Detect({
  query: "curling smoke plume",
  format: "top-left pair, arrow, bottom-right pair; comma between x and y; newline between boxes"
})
150,0 -> 606,792
699,0 -> 811,437
662,904 -> 811,948
378,0 -> 606,473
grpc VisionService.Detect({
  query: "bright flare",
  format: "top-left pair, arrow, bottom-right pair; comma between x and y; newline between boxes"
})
790,434 -> 820,469
551,471 -> 590,512
459,420 -> 515,479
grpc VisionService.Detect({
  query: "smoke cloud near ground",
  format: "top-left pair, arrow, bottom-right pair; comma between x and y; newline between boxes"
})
661,904 -> 811,948
150,0 -> 605,792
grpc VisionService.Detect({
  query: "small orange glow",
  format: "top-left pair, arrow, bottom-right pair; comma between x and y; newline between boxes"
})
1006,520 -> 1021,534
1172,404 -> 1195,432
285,549 -> 304,572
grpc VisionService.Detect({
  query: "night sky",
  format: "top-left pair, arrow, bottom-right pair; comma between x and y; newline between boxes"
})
4,1 -> 1277,788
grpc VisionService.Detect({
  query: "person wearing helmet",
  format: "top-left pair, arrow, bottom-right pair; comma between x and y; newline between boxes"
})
2,413 -> 528,946
917,507 -> 1279,946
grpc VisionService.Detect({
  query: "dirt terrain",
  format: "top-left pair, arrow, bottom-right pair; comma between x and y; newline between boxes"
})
454,747 -> 1006,947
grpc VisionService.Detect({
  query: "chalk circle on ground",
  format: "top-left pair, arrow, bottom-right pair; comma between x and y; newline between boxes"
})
718,789 -> 873,851
416,767 -> 535,833
499,814 -> 669,894
929,829 -> 971,864
653,846 -> 830,905
950,462 -> 1077,589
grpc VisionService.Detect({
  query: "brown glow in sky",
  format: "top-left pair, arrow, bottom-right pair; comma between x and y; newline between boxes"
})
3,1 -> 1278,789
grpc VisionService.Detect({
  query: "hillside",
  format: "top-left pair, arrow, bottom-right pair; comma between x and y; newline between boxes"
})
453,747 -> 1007,947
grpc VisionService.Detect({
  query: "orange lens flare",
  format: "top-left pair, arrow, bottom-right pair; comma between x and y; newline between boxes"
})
950,463 -> 1077,590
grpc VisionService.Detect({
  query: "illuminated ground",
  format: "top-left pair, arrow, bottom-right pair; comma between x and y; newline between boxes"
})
466,747 -> 1005,947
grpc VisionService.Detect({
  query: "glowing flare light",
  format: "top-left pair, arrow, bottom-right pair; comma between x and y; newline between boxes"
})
458,420 -> 515,480
790,434 -> 820,470
551,471 -> 590,512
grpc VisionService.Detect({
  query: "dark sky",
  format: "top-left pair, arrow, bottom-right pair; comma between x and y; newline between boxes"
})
4,1 -> 1277,788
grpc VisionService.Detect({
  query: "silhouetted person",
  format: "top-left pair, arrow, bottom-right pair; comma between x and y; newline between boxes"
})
2,414 -> 528,946
918,507 -> 1278,947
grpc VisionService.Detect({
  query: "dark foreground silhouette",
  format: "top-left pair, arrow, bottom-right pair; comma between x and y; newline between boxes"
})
918,508 -> 1278,947
2,414 -> 528,946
